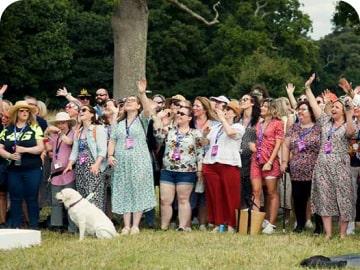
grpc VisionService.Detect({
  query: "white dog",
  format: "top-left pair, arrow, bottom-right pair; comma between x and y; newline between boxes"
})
56,188 -> 118,240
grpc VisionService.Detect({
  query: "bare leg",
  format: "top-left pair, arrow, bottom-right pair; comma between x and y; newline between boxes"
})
322,216 -> 332,239
132,211 -> 143,229
176,184 -> 193,229
339,217 -> 348,239
160,183 -> 176,230
123,212 -> 131,229
265,178 -> 279,225
251,178 -> 263,211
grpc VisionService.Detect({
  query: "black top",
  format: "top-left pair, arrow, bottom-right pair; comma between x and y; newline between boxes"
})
0,124 -> 43,171
36,116 -> 48,132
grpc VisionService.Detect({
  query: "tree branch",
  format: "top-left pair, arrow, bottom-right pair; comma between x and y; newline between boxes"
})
167,0 -> 220,26
254,0 -> 268,17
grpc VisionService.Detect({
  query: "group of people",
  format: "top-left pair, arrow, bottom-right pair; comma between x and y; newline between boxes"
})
0,74 -> 359,239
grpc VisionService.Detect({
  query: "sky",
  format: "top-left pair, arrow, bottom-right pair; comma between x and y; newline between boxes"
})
299,0 -> 337,40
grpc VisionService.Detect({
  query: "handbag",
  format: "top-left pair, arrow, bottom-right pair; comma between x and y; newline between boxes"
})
236,196 -> 265,235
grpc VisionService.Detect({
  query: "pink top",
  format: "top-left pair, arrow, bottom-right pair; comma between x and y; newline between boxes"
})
255,119 -> 284,164
50,130 -> 75,186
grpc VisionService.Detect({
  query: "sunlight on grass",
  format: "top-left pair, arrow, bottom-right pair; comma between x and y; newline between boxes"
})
0,230 -> 359,270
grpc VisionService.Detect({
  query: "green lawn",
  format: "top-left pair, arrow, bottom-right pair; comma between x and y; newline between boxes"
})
0,229 -> 359,270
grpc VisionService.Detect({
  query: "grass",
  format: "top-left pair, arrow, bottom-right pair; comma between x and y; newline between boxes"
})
0,227 -> 359,270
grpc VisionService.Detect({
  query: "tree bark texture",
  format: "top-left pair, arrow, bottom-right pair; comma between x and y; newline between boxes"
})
112,0 -> 148,99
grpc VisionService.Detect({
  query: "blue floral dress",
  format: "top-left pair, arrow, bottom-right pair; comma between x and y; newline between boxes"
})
110,116 -> 156,214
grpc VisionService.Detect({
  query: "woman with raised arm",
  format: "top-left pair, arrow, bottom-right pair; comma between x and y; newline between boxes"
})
250,98 -> 284,235
305,74 -> 356,239
107,80 -> 156,235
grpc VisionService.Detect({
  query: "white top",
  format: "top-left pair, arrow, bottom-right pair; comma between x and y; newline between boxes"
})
203,122 -> 245,167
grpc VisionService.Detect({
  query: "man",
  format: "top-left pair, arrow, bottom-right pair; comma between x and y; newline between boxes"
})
24,95 -> 48,132
77,89 -> 92,106
65,101 -> 80,120
94,88 -> 109,117
209,95 -> 230,111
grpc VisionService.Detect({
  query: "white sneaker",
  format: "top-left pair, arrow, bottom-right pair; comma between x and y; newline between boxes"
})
293,221 -> 297,230
305,220 -> 314,230
199,224 -> 207,231
347,221 -> 355,235
262,223 -> 276,234
211,226 -> 219,233
262,219 -> 270,229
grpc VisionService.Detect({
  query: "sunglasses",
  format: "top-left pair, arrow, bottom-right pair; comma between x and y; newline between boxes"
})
79,96 -> 90,100
19,109 -> 29,113
171,101 -> 180,107
81,108 -> 90,113
96,93 -> 107,97
240,97 -> 250,103
176,111 -> 189,117
155,101 -> 164,105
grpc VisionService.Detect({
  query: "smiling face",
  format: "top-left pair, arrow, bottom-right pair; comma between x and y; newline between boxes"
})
260,101 -> 270,118
79,106 -> 95,122
192,99 -> 206,117
330,101 -> 345,121
95,88 -> 109,105
297,103 -> 312,124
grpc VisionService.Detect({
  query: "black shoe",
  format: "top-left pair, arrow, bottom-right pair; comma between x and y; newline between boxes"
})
313,226 -> 323,235
48,226 -> 65,233
176,227 -> 185,232
293,226 -> 304,233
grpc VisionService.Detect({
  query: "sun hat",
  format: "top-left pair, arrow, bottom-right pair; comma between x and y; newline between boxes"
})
9,100 -> 37,118
226,100 -> 241,116
210,95 -> 230,104
49,112 -> 77,127
170,94 -> 186,102
77,88 -> 92,97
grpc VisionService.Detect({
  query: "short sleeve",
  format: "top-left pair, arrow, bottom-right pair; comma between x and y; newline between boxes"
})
0,128 -> 6,144
33,125 -> 44,140
274,120 -> 284,140
232,123 -> 245,140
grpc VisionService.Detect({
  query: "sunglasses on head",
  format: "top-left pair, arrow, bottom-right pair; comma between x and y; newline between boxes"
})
176,111 -> 189,117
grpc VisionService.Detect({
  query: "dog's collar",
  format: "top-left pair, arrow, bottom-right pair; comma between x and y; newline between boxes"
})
68,198 -> 83,209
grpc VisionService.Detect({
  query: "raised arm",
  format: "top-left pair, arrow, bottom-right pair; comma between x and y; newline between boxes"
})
344,97 -> 356,137
137,80 -> 154,117
0,85 -> 8,113
285,83 -> 297,109
304,74 -> 322,119
57,87 -> 82,107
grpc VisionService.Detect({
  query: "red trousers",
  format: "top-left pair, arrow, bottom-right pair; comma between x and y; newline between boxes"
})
203,163 -> 241,227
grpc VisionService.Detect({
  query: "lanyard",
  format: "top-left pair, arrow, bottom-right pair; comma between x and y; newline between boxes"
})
55,130 -> 70,159
13,125 -> 27,147
327,123 -> 343,141
298,125 -> 314,141
125,117 -> 138,137
214,126 -> 224,145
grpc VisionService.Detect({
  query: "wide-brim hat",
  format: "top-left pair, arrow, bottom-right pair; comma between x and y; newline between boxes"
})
226,100 -> 241,116
9,100 -> 37,118
77,88 -> 92,97
210,95 -> 230,104
49,112 -> 77,127
170,94 -> 186,102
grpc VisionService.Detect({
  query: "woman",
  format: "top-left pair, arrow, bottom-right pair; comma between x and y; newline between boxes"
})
305,74 -> 356,239
45,112 -> 76,232
0,101 -> 44,229
154,104 -> 203,232
250,98 -> 284,235
64,105 -> 107,211
0,110 -> 10,227
238,94 -> 260,208
107,80 -> 156,235
281,101 -> 321,233
202,101 -> 245,232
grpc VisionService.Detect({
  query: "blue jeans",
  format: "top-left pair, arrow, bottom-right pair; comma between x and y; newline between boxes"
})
7,168 -> 42,229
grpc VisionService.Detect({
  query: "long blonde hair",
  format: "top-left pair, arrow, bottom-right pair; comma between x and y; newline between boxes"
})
274,97 -> 290,118
10,109 -> 37,126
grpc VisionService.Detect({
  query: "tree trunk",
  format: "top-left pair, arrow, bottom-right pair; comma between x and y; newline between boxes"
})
112,0 -> 148,99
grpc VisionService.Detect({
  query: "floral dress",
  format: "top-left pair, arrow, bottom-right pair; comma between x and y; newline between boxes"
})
74,139 -> 105,211
311,113 -> 355,221
111,116 -> 156,214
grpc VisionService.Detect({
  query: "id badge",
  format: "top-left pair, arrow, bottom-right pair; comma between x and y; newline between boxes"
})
211,145 -> 219,157
125,137 -> 135,149
172,148 -> 181,161
324,141 -> 332,154
353,143 -> 359,151
79,154 -> 87,165
54,162 -> 63,170
297,140 -> 306,152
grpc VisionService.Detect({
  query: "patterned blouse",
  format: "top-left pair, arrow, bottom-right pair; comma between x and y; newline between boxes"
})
286,123 -> 321,181
155,126 -> 203,172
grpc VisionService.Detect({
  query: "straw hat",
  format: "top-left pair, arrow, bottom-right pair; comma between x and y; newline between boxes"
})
226,100 -> 241,116
8,100 -> 37,118
170,94 -> 186,102
49,112 -> 77,127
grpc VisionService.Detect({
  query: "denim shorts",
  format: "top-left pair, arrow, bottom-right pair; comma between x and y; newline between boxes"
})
160,170 -> 196,186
